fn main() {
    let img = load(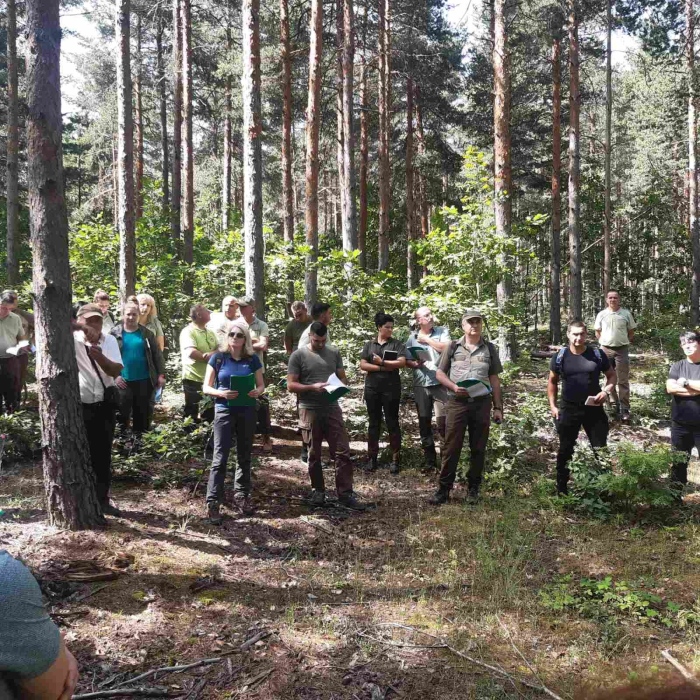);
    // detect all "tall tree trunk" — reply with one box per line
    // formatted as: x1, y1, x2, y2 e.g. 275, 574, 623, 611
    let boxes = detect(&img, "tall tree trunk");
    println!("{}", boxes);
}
6, 0, 20, 285
336, 0, 345, 242
156, 12, 170, 214
341, 0, 357, 254
689, 0, 700, 324
242, 0, 265, 314
358, 2, 369, 269
172, 0, 182, 248
304, 0, 323, 304
493, 0, 513, 360
377, 0, 391, 270
223, 0, 234, 233
26, 0, 103, 529
134, 12, 144, 220
414, 83, 429, 278
182, 0, 194, 295
568, 0, 582, 321
603, 0, 612, 293
550, 34, 562, 344
117, 0, 135, 301
280, 0, 295, 302
406, 76, 417, 289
